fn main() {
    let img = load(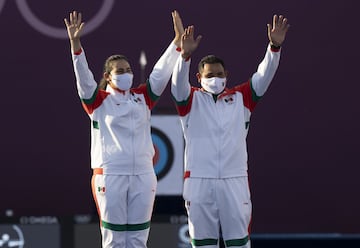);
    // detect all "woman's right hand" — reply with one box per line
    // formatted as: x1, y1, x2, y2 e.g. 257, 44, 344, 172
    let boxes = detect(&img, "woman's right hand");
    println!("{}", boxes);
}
64, 11, 84, 41
172, 10, 185, 48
